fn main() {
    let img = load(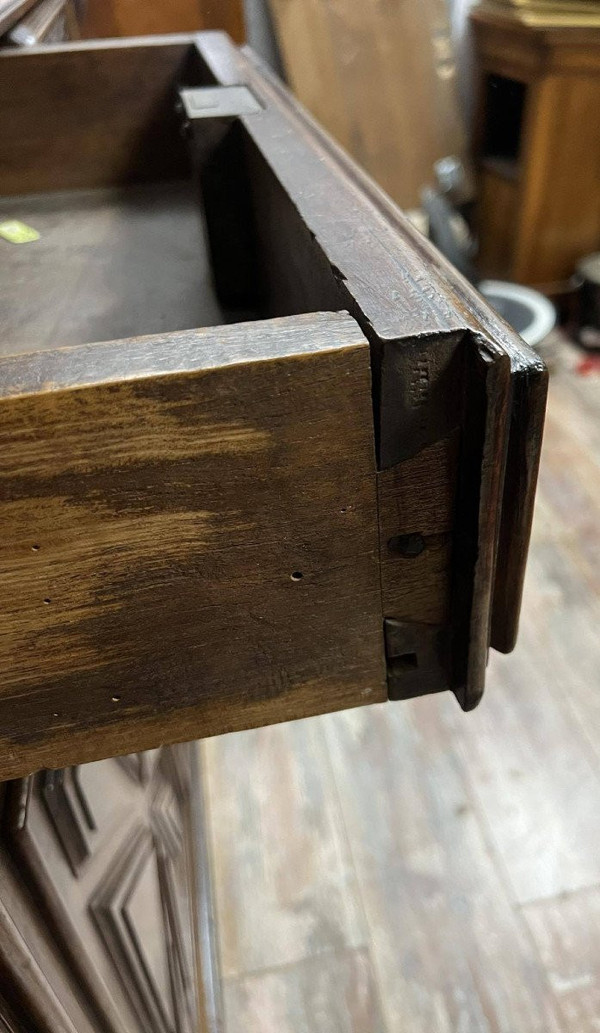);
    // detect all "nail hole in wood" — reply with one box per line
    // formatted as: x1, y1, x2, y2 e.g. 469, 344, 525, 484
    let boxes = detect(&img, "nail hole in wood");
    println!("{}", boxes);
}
111, 695, 121, 703
290, 571, 303, 581
43, 598, 51, 605
32, 544, 40, 552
